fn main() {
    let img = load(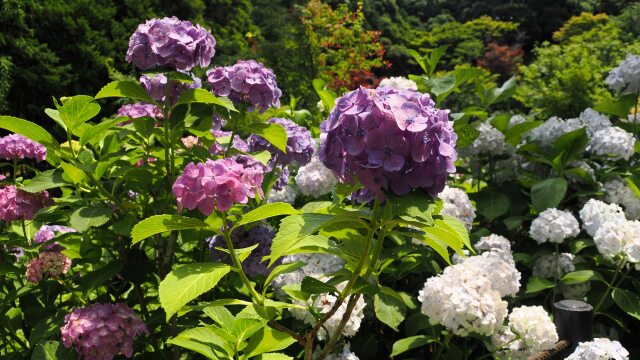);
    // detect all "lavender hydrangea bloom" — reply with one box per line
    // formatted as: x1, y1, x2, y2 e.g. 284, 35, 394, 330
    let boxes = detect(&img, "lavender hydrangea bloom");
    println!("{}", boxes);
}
126, 17, 216, 71
0, 134, 47, 162
140, 73, 202, 106
34, 225, 76, 252
319, 86, 457, 199
61, 303, 148, 359
117, 103, 164, 123
207, 60, 282, 113
249, 118, 314, 166
208, 225, 278, 277
273, 165, 290, 191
